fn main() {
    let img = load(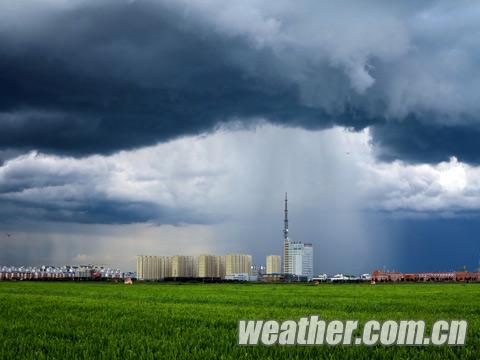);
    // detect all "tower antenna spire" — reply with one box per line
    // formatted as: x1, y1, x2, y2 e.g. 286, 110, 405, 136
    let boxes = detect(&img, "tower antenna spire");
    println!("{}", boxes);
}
283, 192, 288, 240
